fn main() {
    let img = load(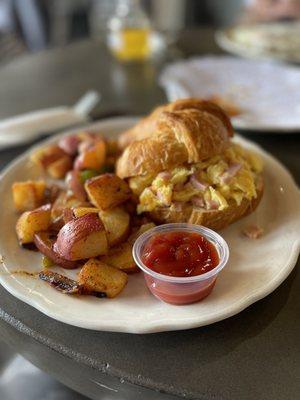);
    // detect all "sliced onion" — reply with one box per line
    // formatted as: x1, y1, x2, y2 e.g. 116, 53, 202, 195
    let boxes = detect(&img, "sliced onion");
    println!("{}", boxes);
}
78, 140, 93, 154
156, 189, 171, 206
206, 199, 219, 210
190, 174, 208, 191
172, 202, 183, 212
73, 154, 84, 170
174, 182, 185, 191
192, 196, 205, 207
157, 171, 171, 181
220, 163, 242, 184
